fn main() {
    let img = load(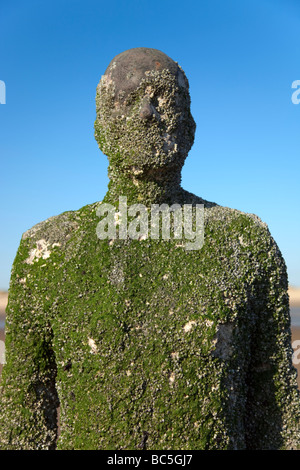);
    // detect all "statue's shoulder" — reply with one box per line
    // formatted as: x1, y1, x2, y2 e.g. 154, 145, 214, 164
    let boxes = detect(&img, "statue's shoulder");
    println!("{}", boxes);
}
205, 203, 269, 232
179, 189, 280, 258
19, 202, 100, 265
204, 203, 285, 266
22, 202, 99, 242
200, 203, 287, 293
183, 188, 272, 239
7, 202, 102, 312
